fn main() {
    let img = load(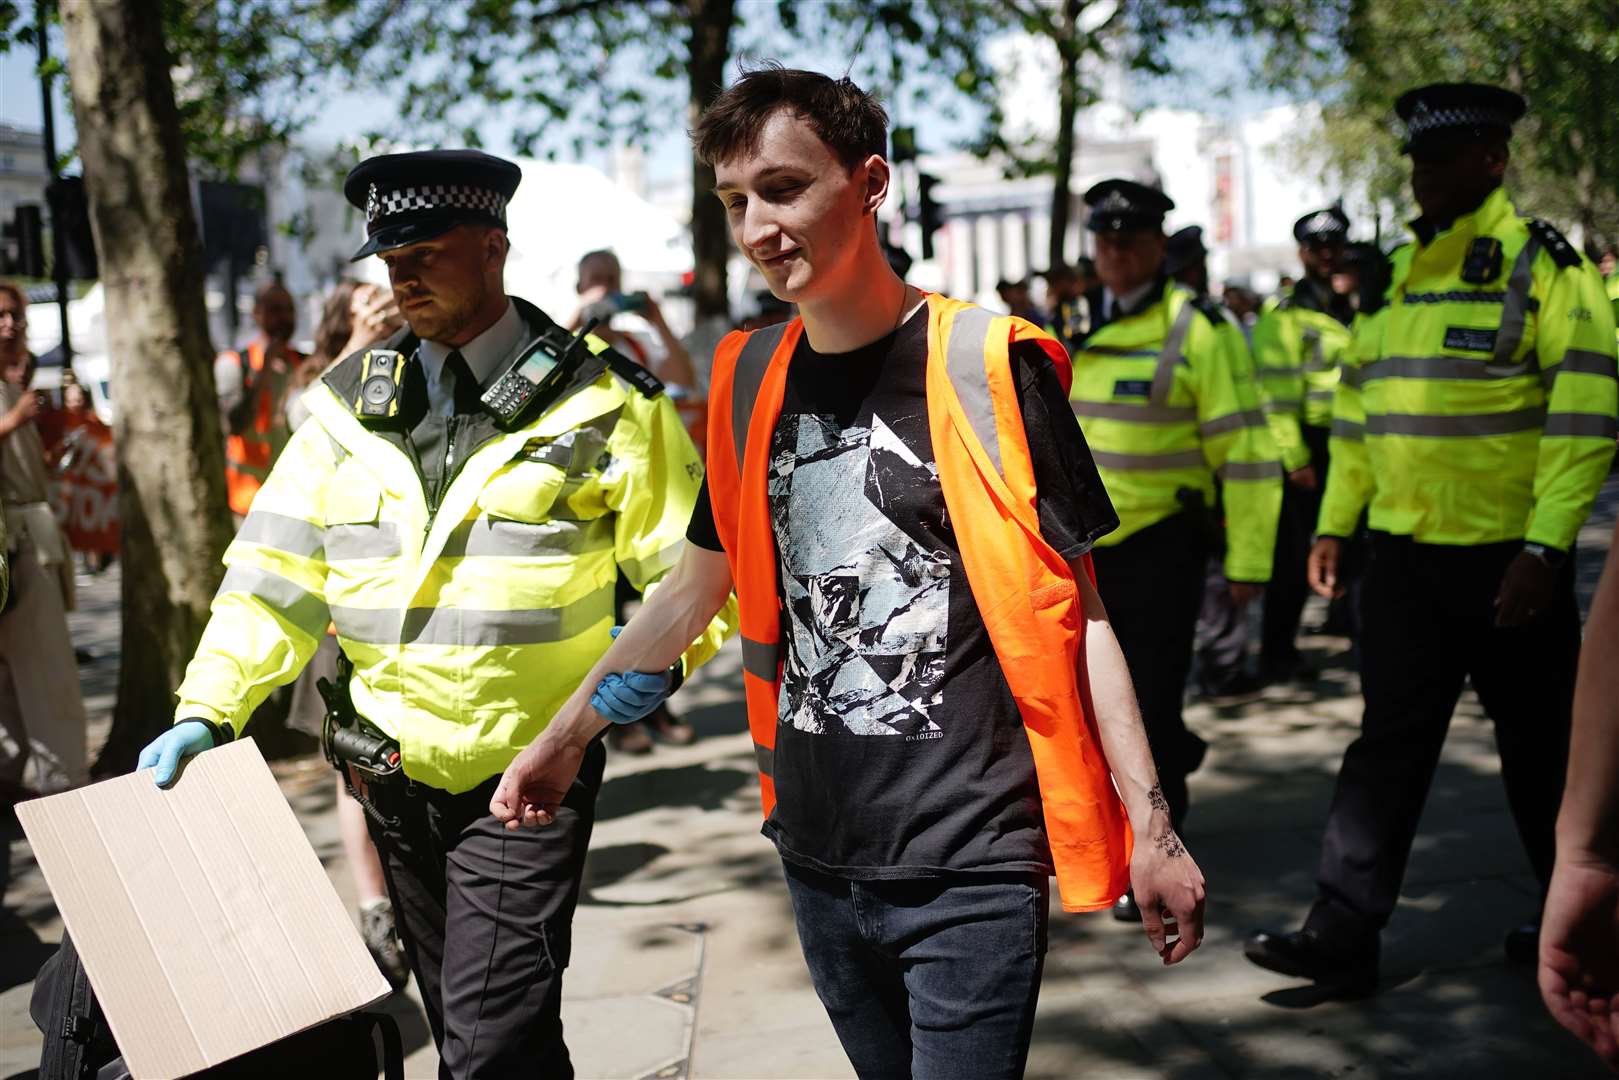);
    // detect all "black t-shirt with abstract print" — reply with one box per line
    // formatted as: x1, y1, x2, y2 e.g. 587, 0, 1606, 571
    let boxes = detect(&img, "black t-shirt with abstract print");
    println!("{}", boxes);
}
686, 309, 1118, 877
